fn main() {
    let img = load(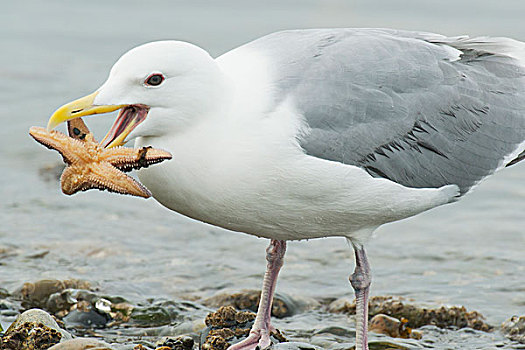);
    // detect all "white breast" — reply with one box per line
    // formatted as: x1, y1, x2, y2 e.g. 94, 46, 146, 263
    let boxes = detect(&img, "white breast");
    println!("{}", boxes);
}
135, 107, 457, 244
